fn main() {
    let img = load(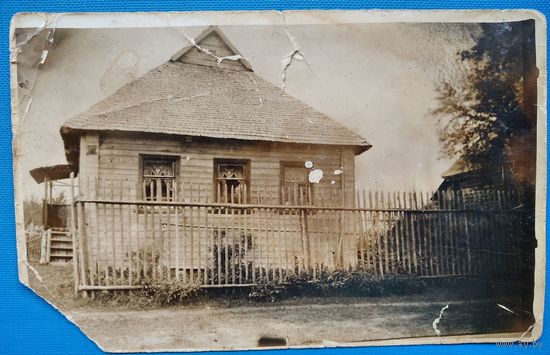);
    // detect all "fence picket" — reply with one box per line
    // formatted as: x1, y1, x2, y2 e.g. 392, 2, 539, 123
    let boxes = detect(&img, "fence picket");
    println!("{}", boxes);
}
427, 191, 435, 276
396, 192, 407, 274
175, 205, 180, 281
126, 181, 133, 285
449, 190, 458, 275
198, 186, 203, 283
407, 192, 417, 275
144, 199, 150, 282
